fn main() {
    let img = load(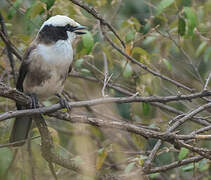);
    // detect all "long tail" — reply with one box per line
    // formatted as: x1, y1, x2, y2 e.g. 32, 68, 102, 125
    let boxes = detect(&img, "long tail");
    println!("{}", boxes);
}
9, 103, 32, 146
